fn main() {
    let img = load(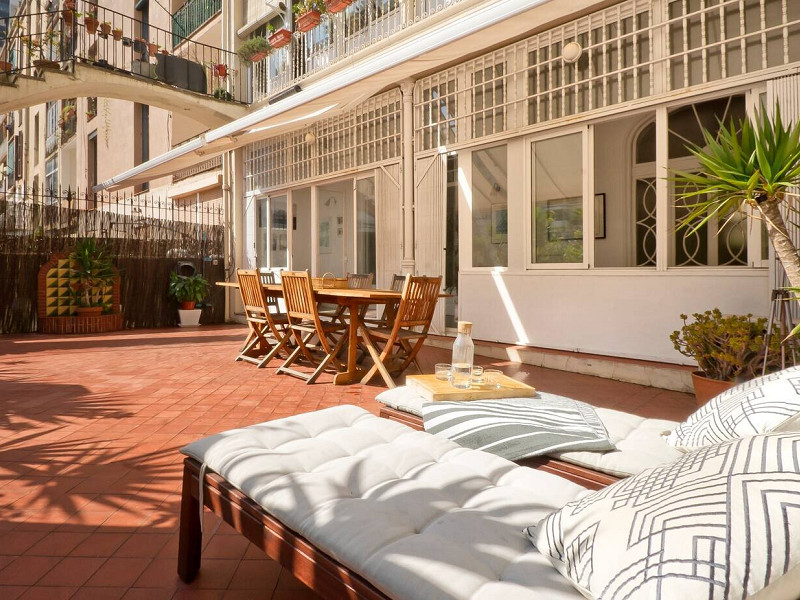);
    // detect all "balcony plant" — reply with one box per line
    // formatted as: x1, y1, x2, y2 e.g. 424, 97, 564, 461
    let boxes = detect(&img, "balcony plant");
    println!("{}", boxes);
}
61, 104, 77, 120
237, 36, 271, 63
84, 12, 99, 34
148, 41, 159, 55
674, 104, 800, 301
63, 0, 76, 8
213, 87, 233, 100
69, 238, 116, 316
670, 309, 782, 405
99, 21, 112, 37
325, 0, 352, 13
61, 8, 77, 26
267, 23, 292, 49
112, 27, 123, 41
294, 0, 325, 33
212, 63, 228, 78
168, 272, 210, 327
